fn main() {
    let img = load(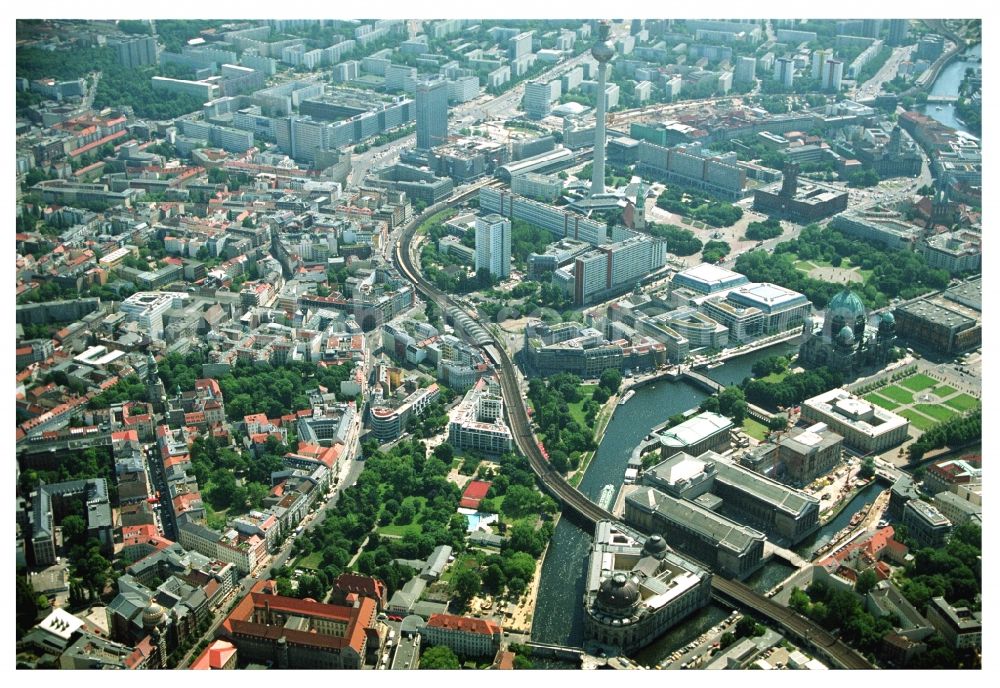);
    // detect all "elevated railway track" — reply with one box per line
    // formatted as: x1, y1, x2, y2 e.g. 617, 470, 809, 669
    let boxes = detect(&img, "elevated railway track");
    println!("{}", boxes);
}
392, 183, 874, 670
